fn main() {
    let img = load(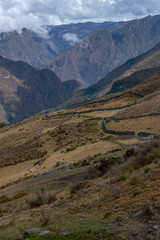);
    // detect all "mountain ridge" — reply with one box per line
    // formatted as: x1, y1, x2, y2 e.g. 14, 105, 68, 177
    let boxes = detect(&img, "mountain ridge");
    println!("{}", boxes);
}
58, 41, 160, 109
0, 56, 82, 123
46, 15, 160, 86
0, 21, 124, 68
